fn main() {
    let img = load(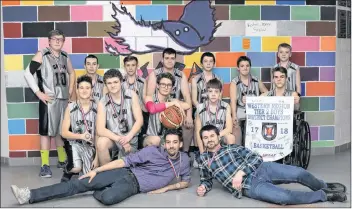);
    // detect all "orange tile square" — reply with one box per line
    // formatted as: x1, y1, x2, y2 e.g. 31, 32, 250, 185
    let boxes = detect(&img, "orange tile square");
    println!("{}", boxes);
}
10, 135, 41, 151
2, 0, 20, 5
120, 0, 151, 4
320, 36, 336, 51
183, 68, 192, 81
215, 52, 245, 67
222, 83, 230, 97
306, 82, 335, 96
